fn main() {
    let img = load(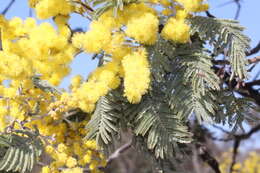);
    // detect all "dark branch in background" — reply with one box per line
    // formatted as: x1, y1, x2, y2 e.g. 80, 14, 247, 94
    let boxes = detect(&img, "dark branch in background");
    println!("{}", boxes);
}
234, 0, 241, 20
213, 56, 260, 65
216, 0, 242, 19
213, 65, 260, 105
191, 124, 222, 173
205, 11, 216, 18
246, 41, 260, 56
229, 124, 260, 173
1, 0, 15, 15
198, 147, 221, 173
